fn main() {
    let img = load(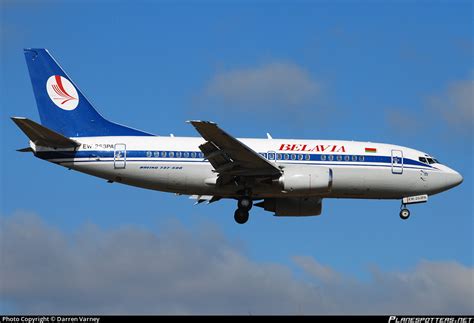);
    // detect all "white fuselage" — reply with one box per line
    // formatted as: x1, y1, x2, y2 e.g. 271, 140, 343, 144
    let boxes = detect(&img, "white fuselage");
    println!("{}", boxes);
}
33, 136, 463, 200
